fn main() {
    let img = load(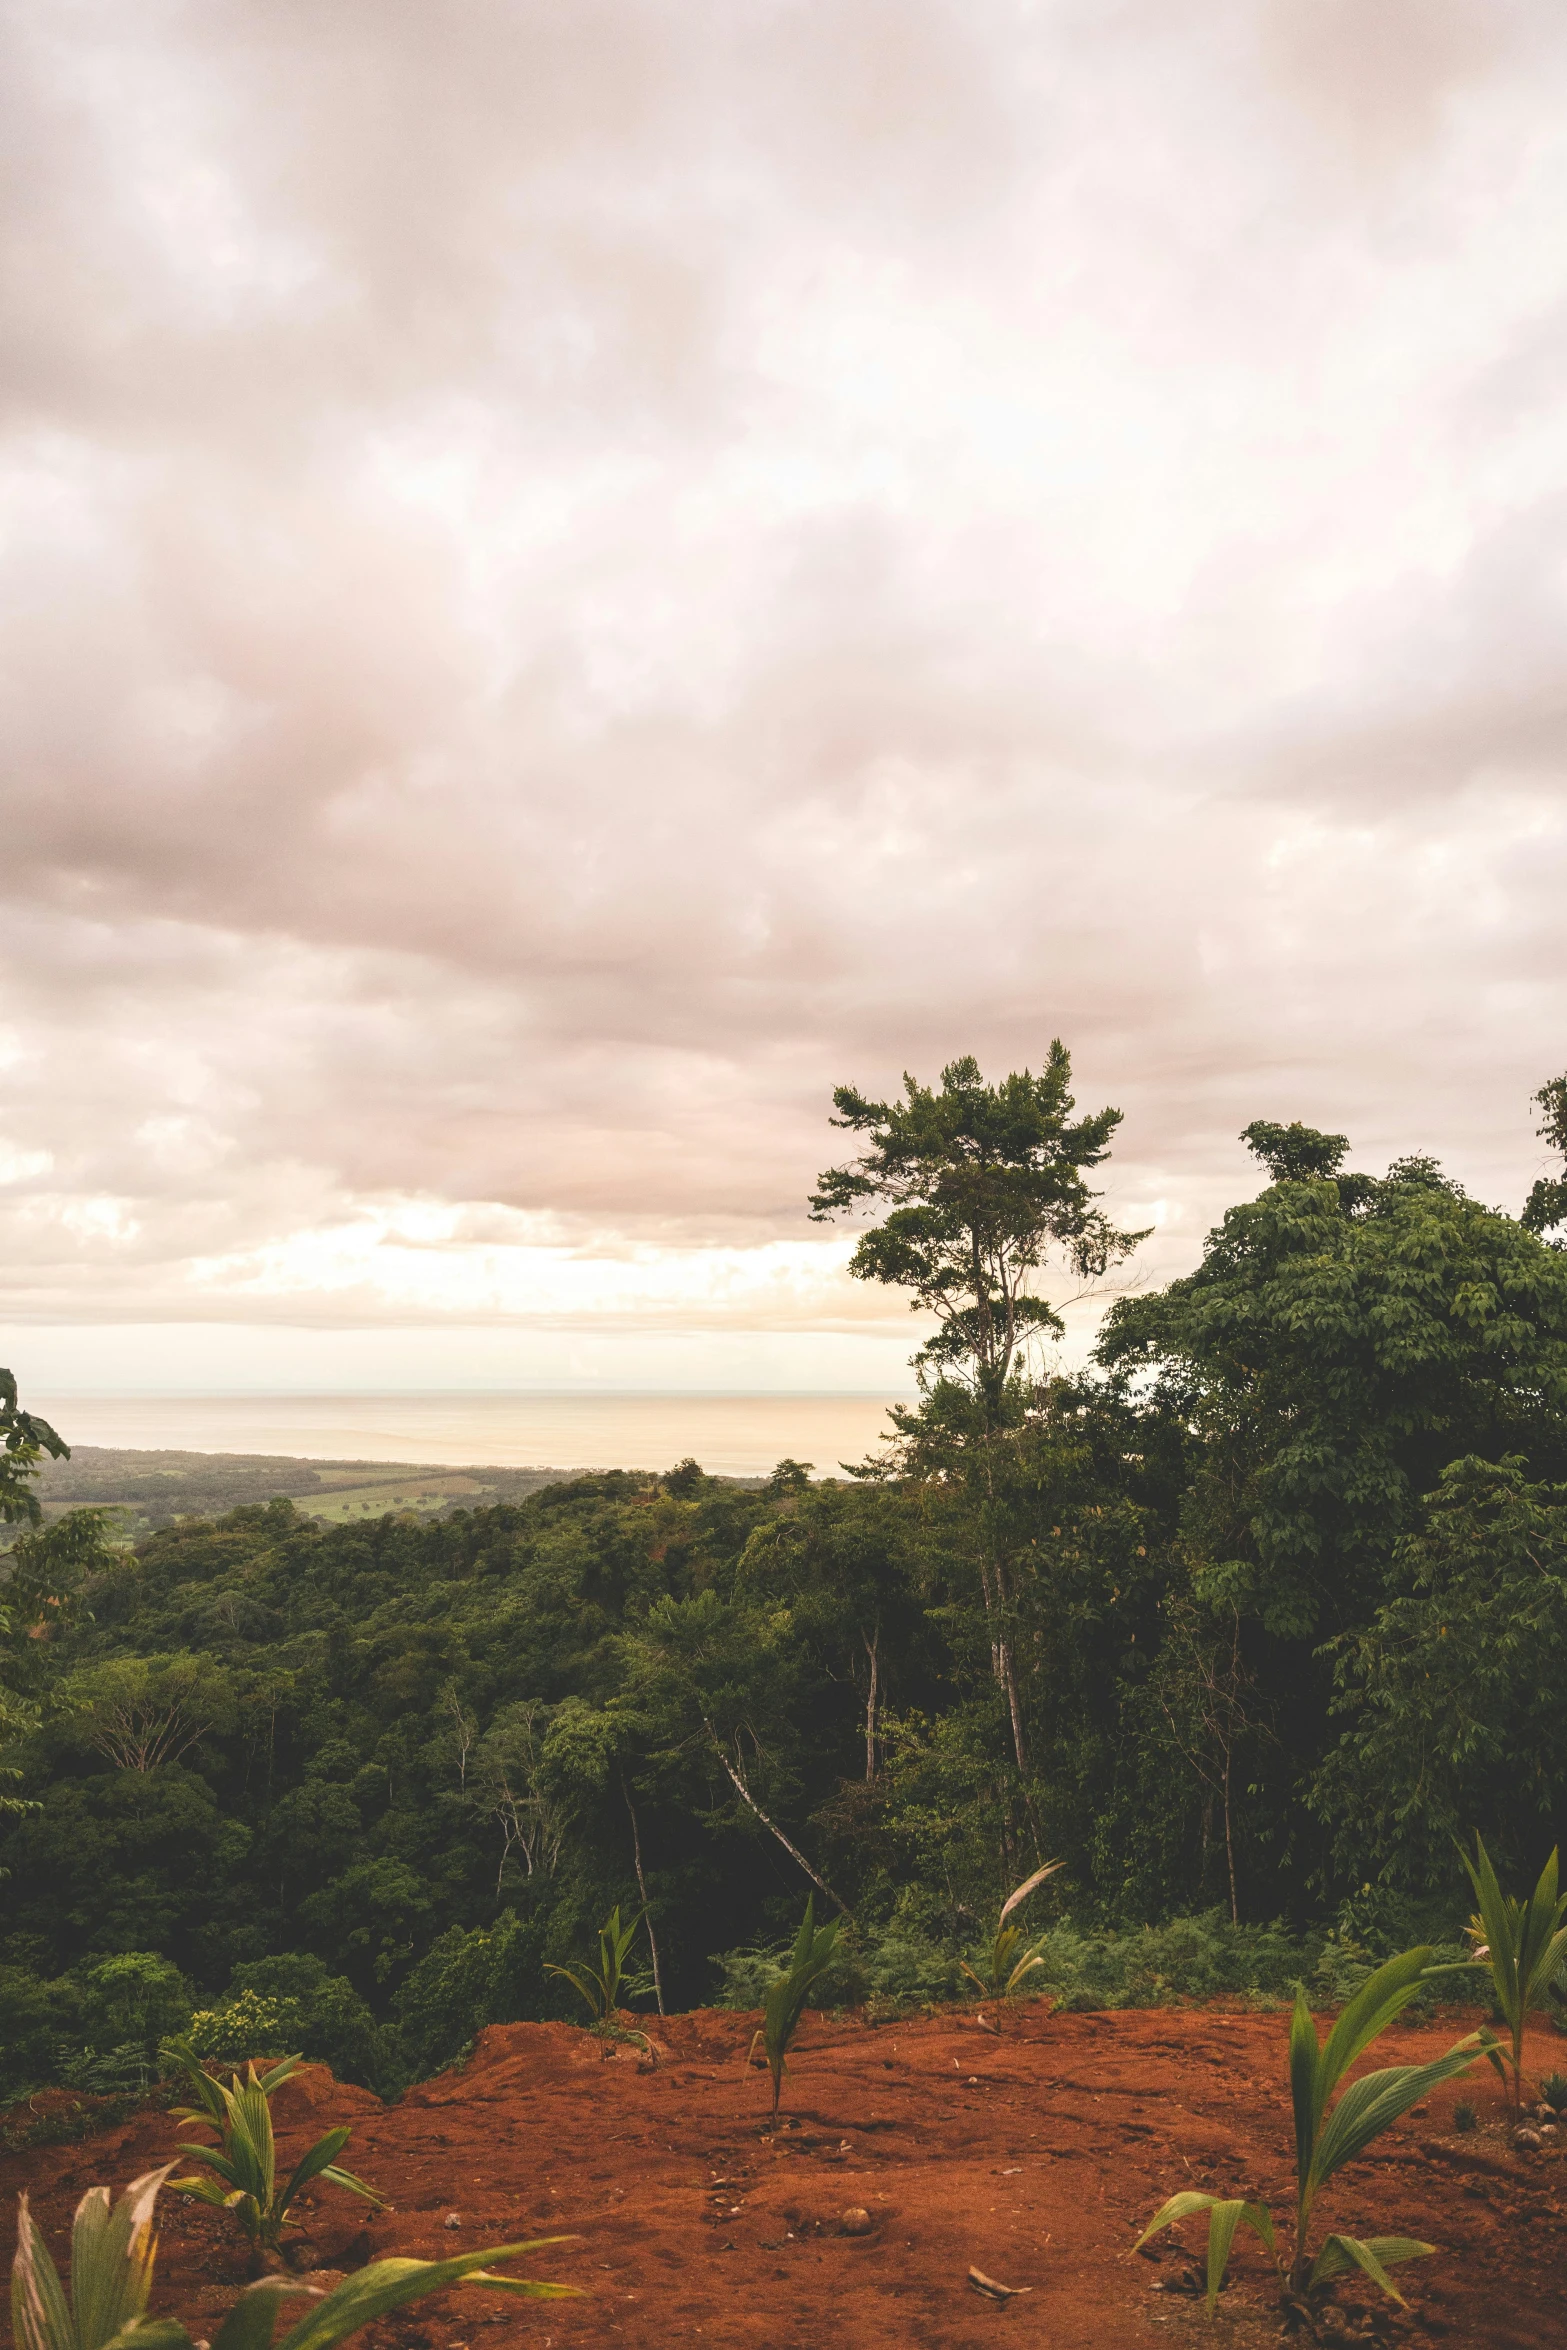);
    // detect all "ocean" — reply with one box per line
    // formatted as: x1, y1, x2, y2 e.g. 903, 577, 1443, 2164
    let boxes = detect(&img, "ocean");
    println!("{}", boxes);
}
30, 1391, 910, 1479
